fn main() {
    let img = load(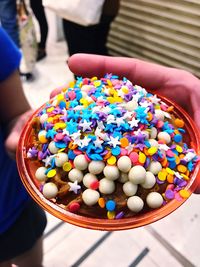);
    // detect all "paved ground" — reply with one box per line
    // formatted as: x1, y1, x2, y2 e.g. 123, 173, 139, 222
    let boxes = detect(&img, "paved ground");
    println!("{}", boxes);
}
23, 41, 200, 267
